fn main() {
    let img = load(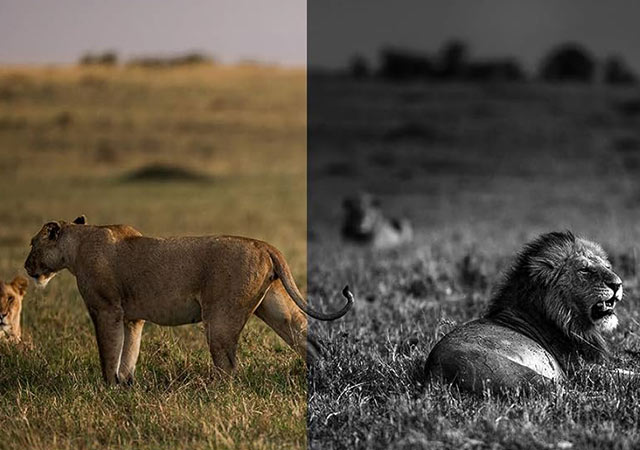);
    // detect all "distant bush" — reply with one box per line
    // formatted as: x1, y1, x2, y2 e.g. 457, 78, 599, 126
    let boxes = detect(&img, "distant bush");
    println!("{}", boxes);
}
127, 52, 215, 68
437, 40, 469, 79
464, 59, 525, 82
79, 51, 118, 66
604, 56, 637, 85
123, 163, 211, 182
348, 55, 371, 79
379, 48, 434, 81
539, 43, 596, 82
374, 41, 525, 83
